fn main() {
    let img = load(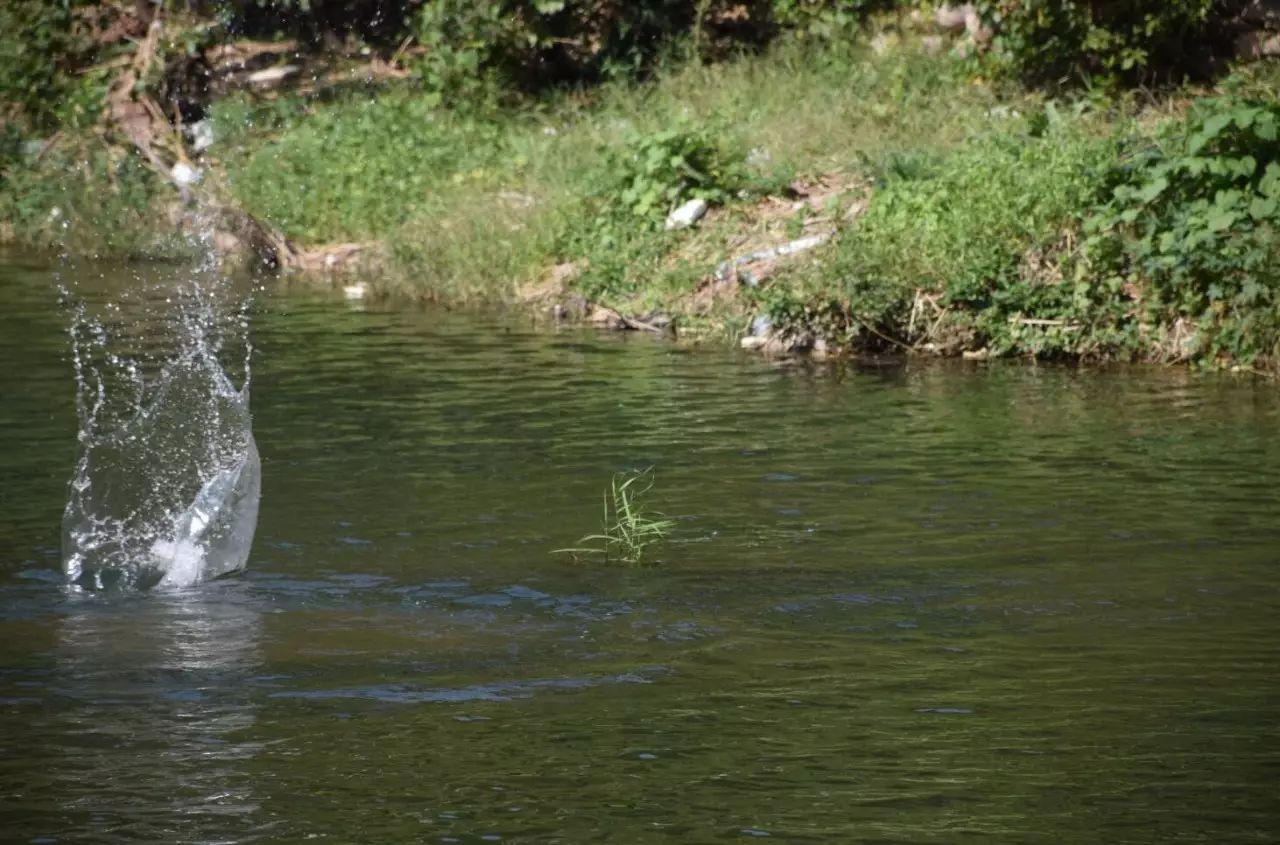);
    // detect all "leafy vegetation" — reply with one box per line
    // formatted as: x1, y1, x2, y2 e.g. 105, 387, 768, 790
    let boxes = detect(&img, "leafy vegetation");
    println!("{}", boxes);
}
759, 111, 1118, 356
975, 0, 1224, 87
411, 0, 762, 95
0, 0, 107, 133
772, 0, 893, 36
751, 84, 1280, 369
223, 93, 509, 243
554, 468, 675, 566
607, 125, 750, 226
565, 122, 780, 302
0, 136, 179, 258
1082, 98, 1280, 366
